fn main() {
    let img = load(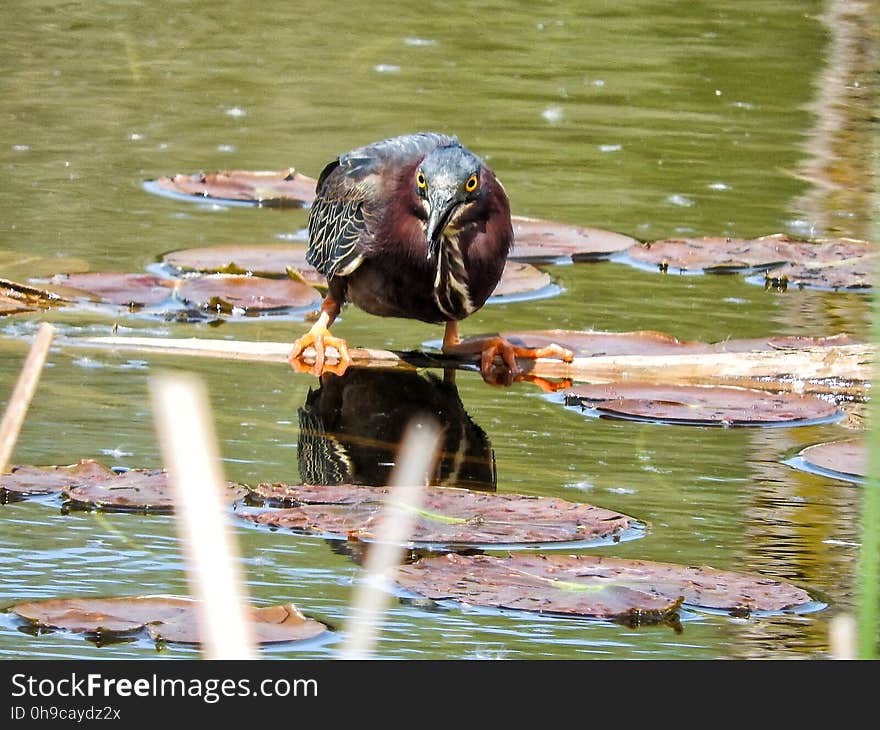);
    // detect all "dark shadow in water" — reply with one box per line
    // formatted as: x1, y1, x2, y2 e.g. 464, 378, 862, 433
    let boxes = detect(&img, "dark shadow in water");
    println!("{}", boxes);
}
297, 368, 496, 492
